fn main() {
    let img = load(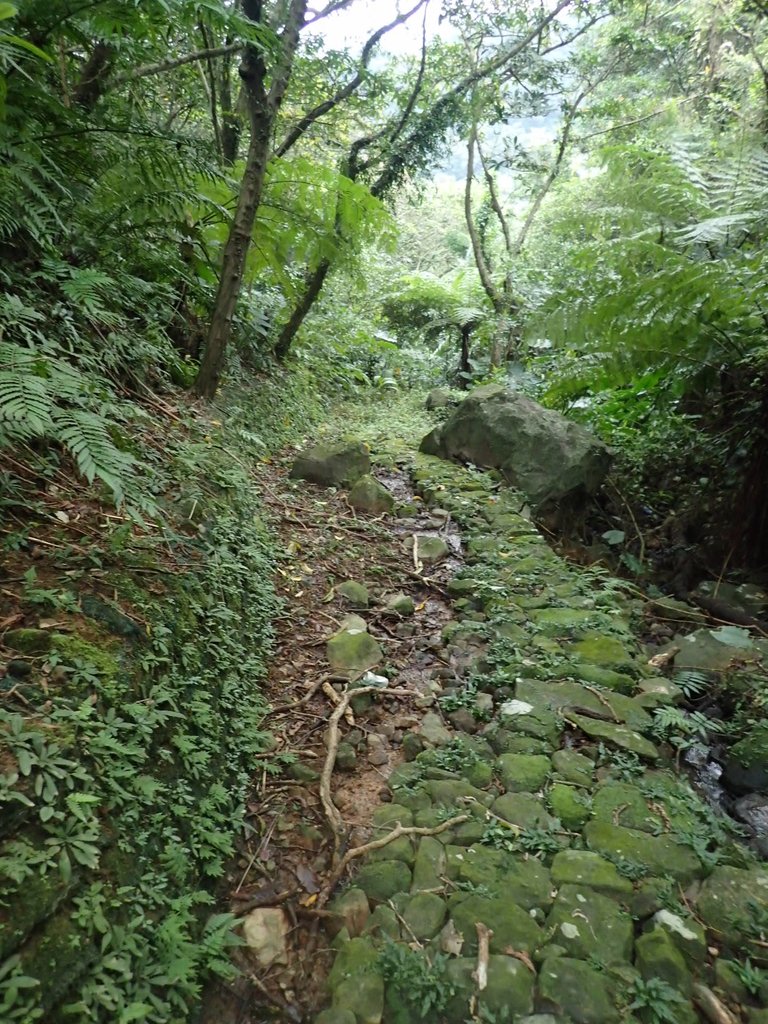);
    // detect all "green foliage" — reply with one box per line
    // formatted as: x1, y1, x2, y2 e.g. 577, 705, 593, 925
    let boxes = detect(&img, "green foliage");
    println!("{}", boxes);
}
628, 976, 687, 1024
725, 958, 767, 997
377, 941, 455, 1020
